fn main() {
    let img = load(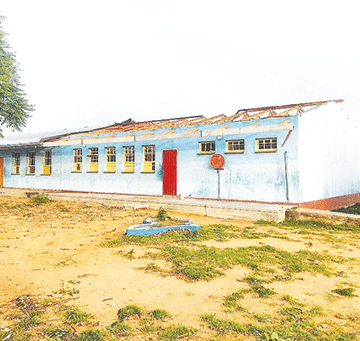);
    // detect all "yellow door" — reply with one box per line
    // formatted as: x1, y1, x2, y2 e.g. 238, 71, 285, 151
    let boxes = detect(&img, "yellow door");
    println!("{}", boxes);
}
0, 157, 4, 187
